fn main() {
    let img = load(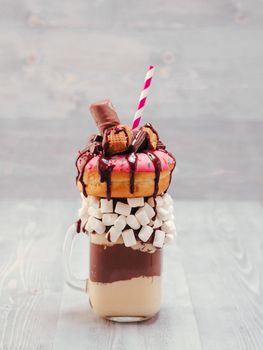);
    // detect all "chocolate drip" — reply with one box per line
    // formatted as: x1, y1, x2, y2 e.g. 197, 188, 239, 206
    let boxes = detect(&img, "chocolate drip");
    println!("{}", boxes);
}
90, 243, 162, 283
152, 197, 157, 220
145, 151, 162, 197
76, 219, 81, 233
76, 151, 94, 197
126, 152, 138, 193
98, 155, 115, 200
